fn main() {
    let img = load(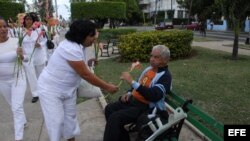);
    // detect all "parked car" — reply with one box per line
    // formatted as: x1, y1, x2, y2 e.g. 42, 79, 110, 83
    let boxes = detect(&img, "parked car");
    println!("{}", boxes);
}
185, 23, 199, 30
155, 22, 174, 30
